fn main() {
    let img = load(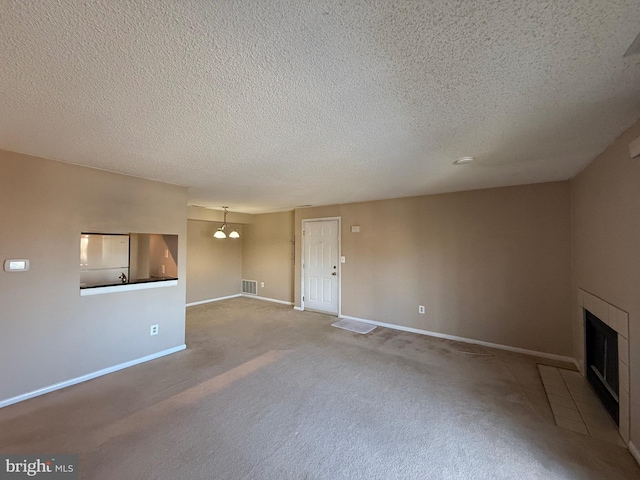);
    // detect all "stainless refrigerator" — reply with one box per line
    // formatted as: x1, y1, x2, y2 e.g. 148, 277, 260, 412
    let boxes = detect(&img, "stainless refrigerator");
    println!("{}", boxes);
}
80, 234, 130, 287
